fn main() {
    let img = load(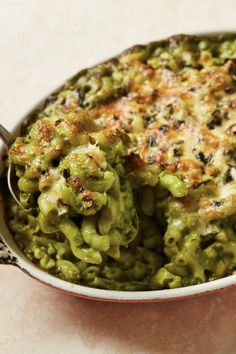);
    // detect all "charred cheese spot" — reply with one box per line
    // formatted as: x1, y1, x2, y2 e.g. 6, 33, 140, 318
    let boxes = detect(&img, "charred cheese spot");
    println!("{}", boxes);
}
36, 120, 53, 145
